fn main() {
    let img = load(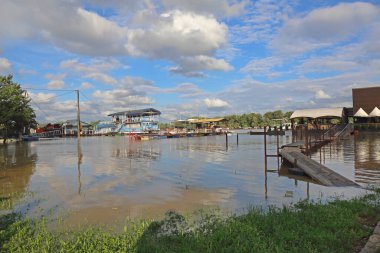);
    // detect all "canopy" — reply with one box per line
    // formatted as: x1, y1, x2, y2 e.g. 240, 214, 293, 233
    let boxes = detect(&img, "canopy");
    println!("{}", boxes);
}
108, 108, 161, 117
290, 108, 344, 119
354, 108, 369, 117
369, 107, 380, 117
